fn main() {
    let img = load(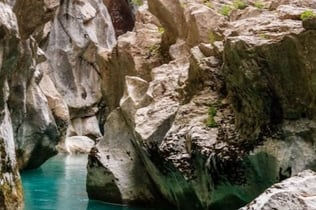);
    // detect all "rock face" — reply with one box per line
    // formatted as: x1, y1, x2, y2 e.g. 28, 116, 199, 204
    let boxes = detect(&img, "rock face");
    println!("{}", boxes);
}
240, 170, 316, 210
87, 1, 316, 209
0, 1, 24, 209
87, 109, 156, 204
10, 0, 61, 170
2, 0, 316, 209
